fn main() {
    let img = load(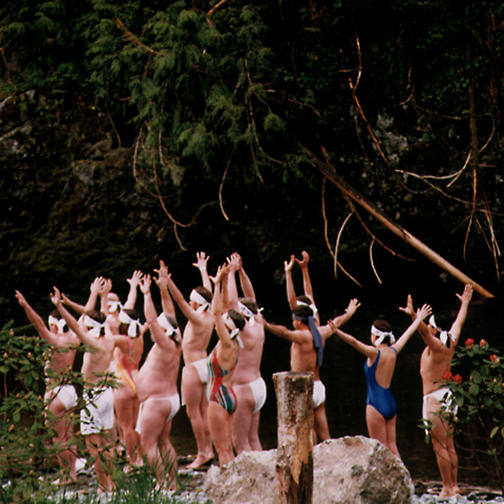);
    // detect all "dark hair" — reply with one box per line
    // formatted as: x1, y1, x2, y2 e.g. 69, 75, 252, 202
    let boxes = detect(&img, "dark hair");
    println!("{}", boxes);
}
296, 295, 313, 305
239, 298, 259, 315
372, 319, 392, 332
293, 305, 314, 320
50, 309, 62, 320
164, 313, 179, 329
86, 310, 106, 324
194, 286, 212, 303
119, 309, 140, 336
227, 309, 245, 330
